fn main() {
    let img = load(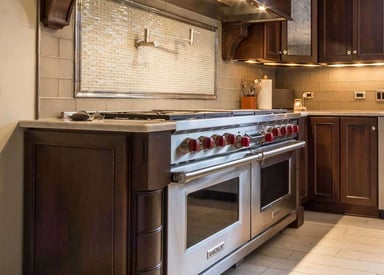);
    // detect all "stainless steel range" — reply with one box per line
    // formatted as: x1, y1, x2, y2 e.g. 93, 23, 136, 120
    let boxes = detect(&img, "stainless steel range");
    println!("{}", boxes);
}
72, 109, 305, 275
162, 109, 304, 275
